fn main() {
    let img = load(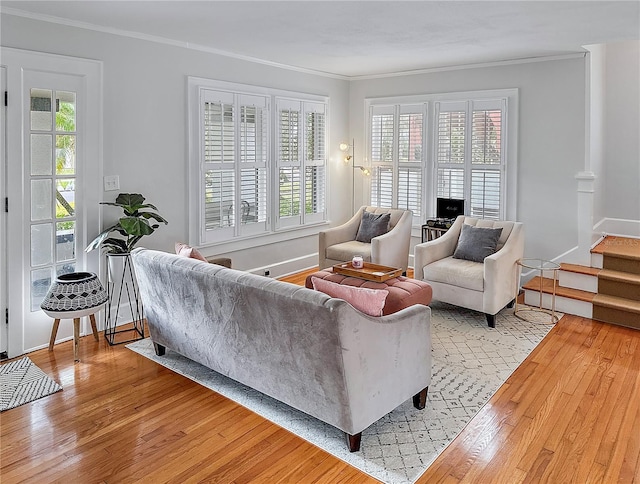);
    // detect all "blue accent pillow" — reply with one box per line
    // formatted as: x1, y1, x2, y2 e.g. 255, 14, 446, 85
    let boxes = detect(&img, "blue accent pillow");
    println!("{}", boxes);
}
453, 224, 503, 262
355, 211, 391, 243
